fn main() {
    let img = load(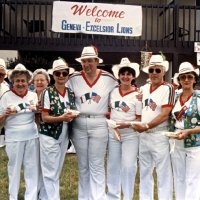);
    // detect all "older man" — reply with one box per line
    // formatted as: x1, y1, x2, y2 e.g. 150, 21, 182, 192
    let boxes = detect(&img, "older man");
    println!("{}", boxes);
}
133, 55, 175, 200
0, 58, 9, 147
